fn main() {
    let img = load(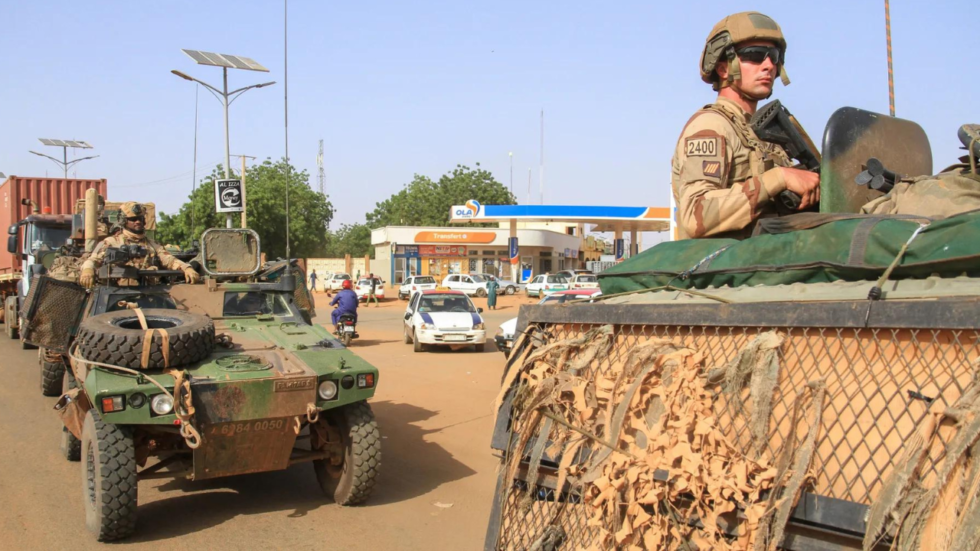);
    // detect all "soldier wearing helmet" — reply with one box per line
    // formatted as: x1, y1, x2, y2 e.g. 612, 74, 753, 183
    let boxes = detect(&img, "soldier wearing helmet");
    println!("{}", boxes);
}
671, 11, 820, 239
79, 202, 201, 288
